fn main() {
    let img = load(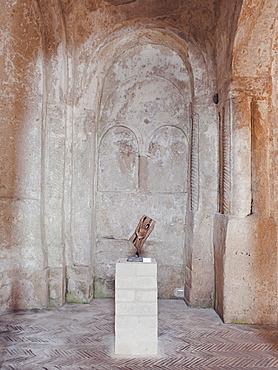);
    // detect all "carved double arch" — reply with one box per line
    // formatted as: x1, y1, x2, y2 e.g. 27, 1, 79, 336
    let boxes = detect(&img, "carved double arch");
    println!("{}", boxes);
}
98, 124, 189, 194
